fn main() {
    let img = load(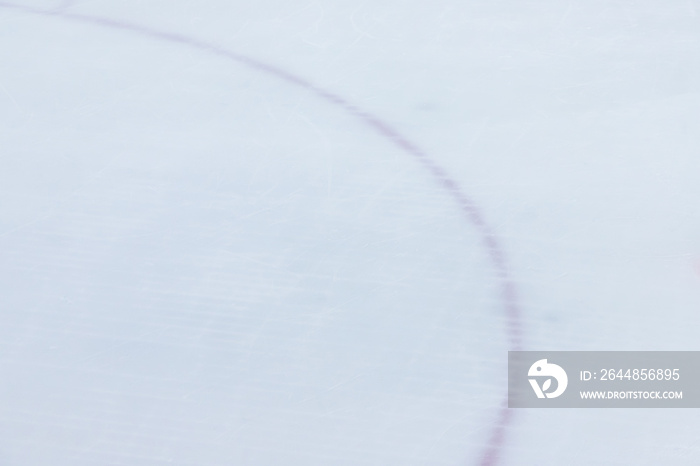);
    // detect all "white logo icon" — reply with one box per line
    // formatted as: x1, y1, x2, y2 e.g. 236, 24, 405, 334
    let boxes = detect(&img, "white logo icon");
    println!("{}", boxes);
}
528, 359, 568, 399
